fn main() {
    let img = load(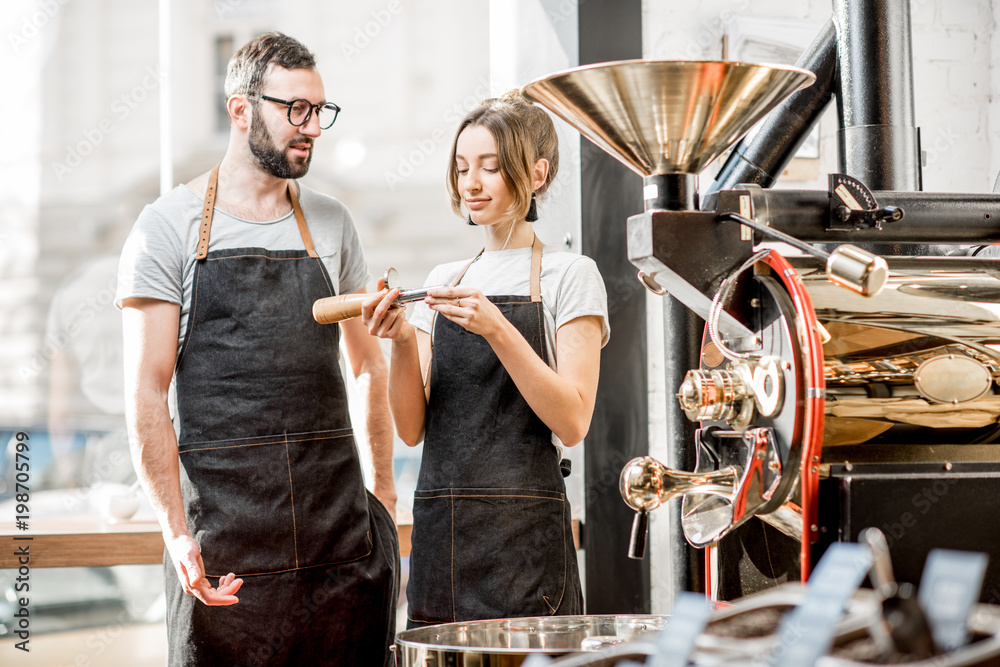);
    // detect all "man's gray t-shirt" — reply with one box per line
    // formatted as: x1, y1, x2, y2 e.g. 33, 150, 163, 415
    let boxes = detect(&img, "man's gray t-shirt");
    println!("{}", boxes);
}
115, 182, 370, 355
